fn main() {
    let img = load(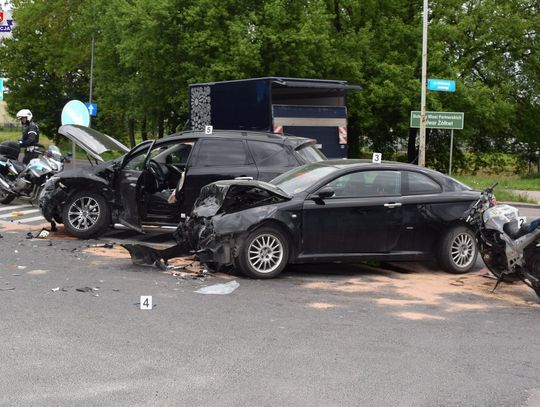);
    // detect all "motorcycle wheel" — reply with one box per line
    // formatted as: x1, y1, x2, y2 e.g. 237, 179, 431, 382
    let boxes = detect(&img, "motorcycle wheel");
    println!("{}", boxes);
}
528, 251, 540, 298
0, 188, 15, 204
481, 250, 521, 282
